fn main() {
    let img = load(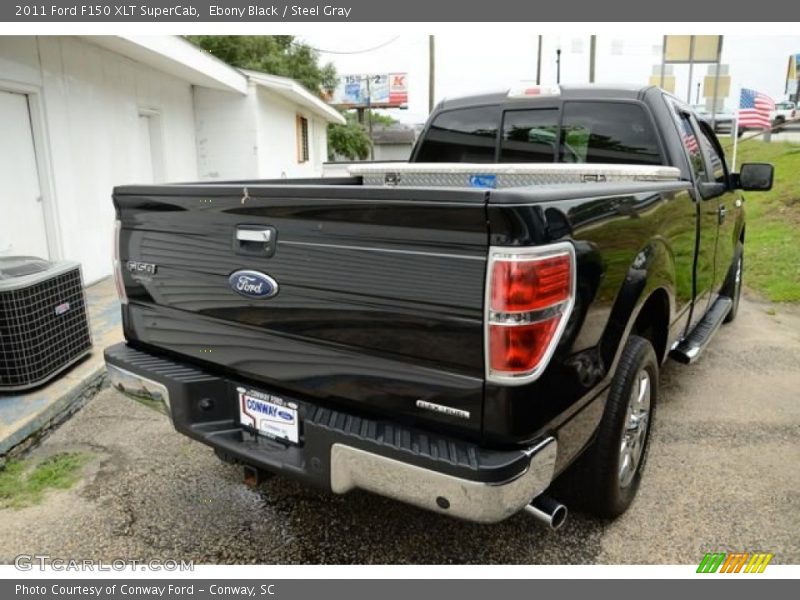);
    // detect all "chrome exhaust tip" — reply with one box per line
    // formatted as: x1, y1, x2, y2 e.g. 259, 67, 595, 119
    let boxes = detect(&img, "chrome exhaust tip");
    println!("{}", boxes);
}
523, 495, 568, 530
